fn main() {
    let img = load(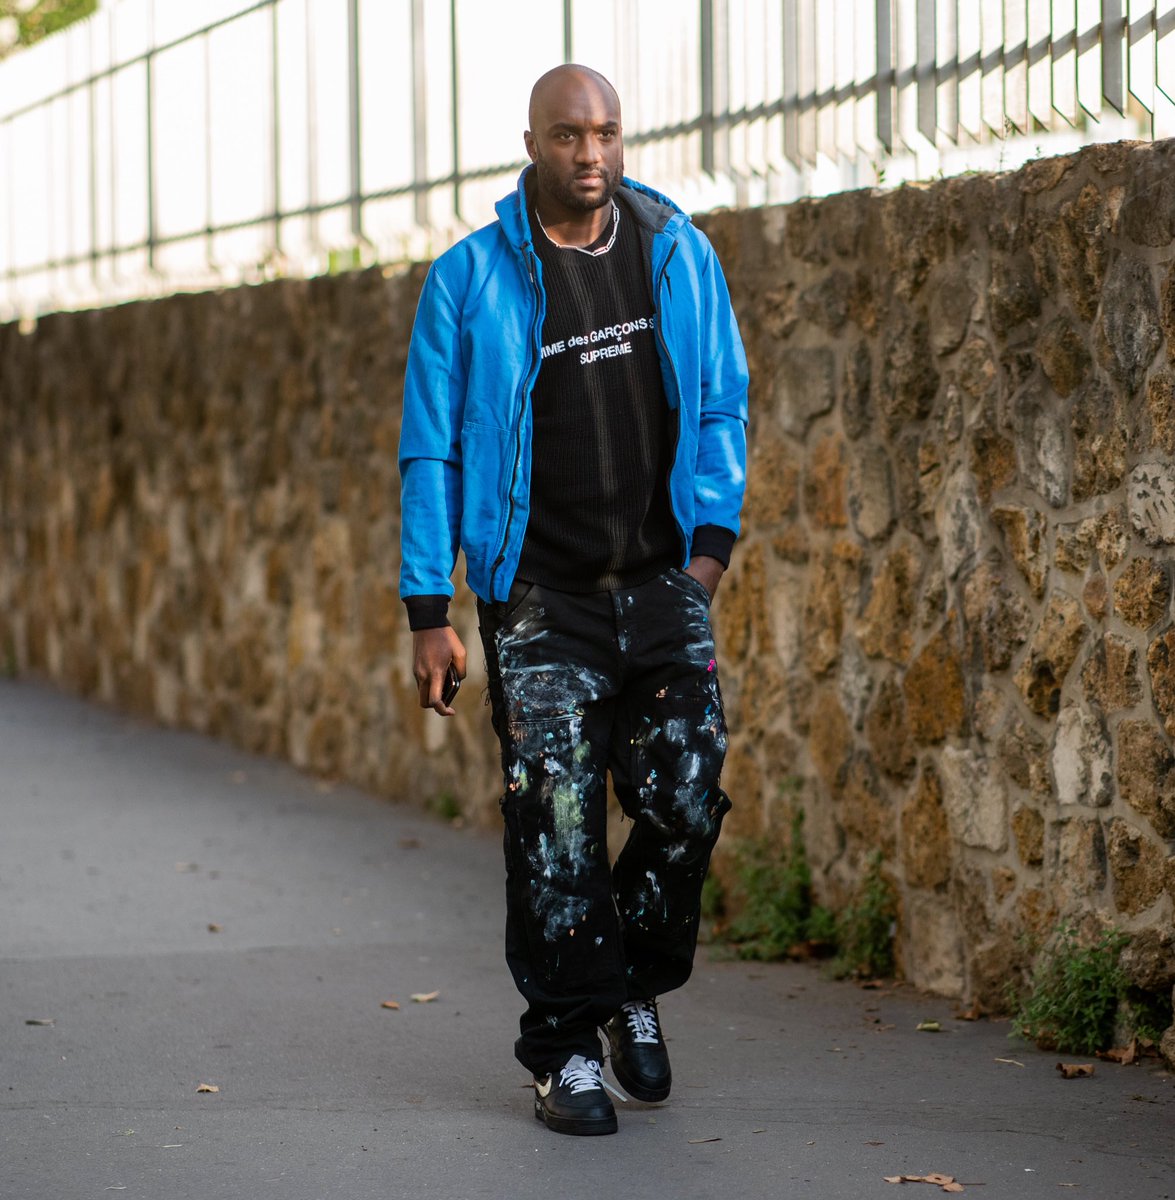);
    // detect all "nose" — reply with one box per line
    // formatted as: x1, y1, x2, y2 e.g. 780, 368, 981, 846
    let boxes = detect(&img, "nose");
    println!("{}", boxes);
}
576, 134, 603, 165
